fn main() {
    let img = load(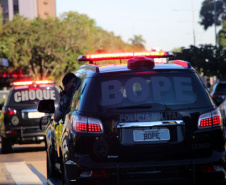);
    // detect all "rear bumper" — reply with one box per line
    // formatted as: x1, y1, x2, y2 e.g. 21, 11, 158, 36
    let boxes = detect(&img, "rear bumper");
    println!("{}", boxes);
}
66, 151, 226, 184
76, 150, 226, 168
1, 126, 45, 144
76, 170, 225, 185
